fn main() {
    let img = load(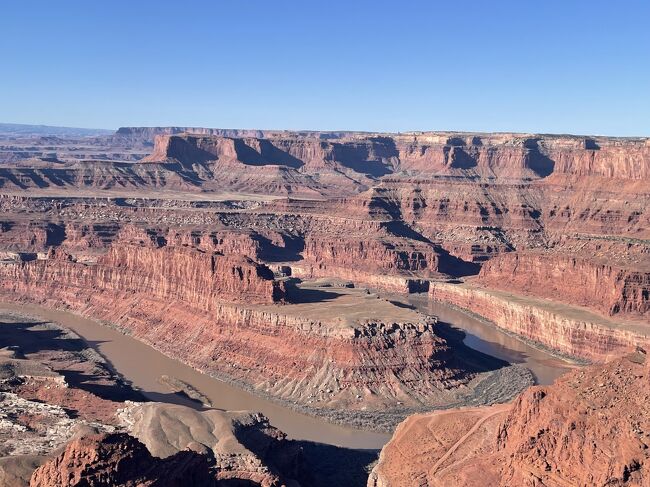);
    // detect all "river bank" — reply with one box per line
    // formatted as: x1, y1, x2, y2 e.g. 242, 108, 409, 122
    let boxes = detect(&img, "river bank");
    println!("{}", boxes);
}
0, 296, 544, 446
